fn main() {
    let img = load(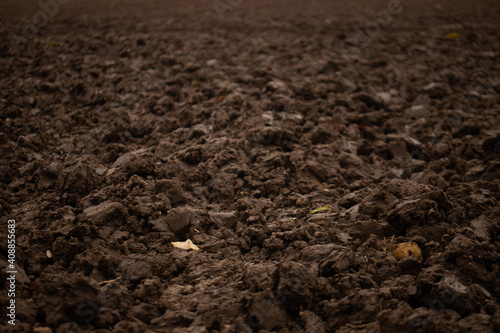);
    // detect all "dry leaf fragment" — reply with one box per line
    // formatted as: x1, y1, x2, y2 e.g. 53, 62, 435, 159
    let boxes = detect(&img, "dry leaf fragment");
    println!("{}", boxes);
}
98, 277, 122, 286
33, 328, 53, 333
171, 239, 200, 251
392, 242, 423, 262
